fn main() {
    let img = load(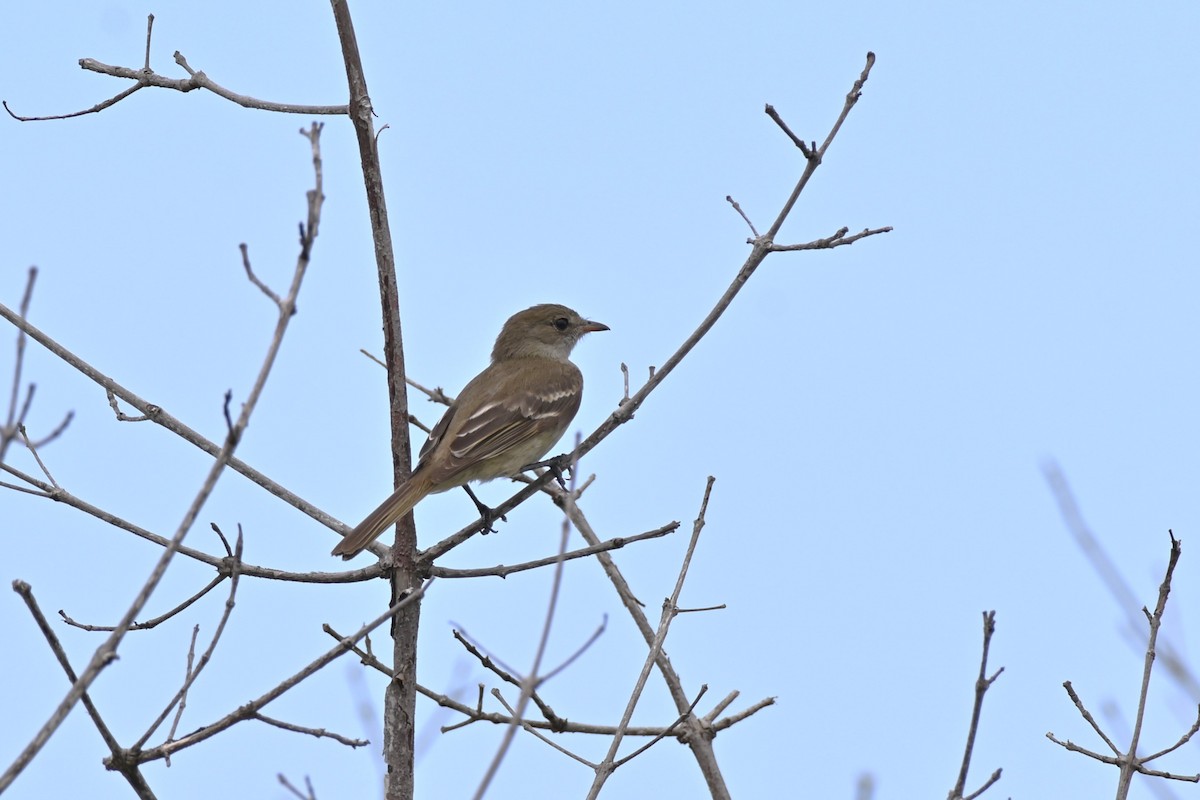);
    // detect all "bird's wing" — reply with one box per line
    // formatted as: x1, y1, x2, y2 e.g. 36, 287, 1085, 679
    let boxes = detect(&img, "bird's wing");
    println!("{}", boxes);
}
418, 403, 455, 462
424, 364, 582, 485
